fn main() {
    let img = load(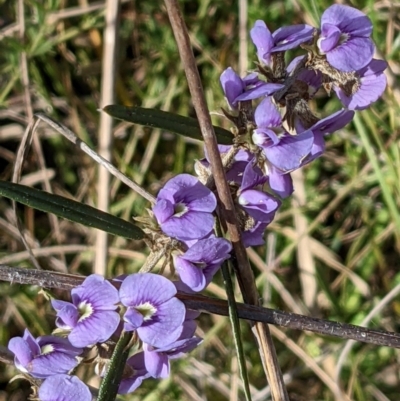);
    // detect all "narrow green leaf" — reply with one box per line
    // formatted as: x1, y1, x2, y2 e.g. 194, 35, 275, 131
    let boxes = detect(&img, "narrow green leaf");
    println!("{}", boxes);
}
103, 105, 233, 145
0, 181, 144, 240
